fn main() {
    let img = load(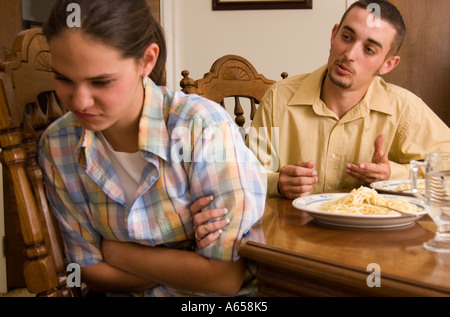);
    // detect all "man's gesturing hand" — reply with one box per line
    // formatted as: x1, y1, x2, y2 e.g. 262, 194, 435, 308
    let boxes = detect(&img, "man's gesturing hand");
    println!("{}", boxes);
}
346, 134, 391, 184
